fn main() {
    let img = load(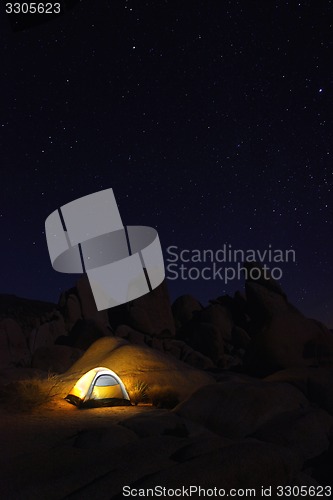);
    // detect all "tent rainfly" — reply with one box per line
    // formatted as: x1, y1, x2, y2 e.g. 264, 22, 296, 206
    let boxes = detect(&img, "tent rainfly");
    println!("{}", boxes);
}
65, 367, 131, 408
